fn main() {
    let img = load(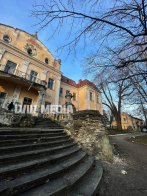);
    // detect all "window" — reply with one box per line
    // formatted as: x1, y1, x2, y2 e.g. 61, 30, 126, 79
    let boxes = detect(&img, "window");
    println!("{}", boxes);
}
73, 93, 76, 101
97, 95, 99, 103
5, 60, 17, 75
90, 92, 93, 101
27, 48, 32, 55
66, 90, 70, 94
67, 79, 69, 83
43, 102, 51, 113
124, 118, 126, 121
59, 88, 63, 97
0, 92, 7, 107
3, 35, 11, 42
45, 58, 49, 64
30, 70, 38, 83
45, 102, 51, 108
48, 78, 54, 90
23, 97, 32, 106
